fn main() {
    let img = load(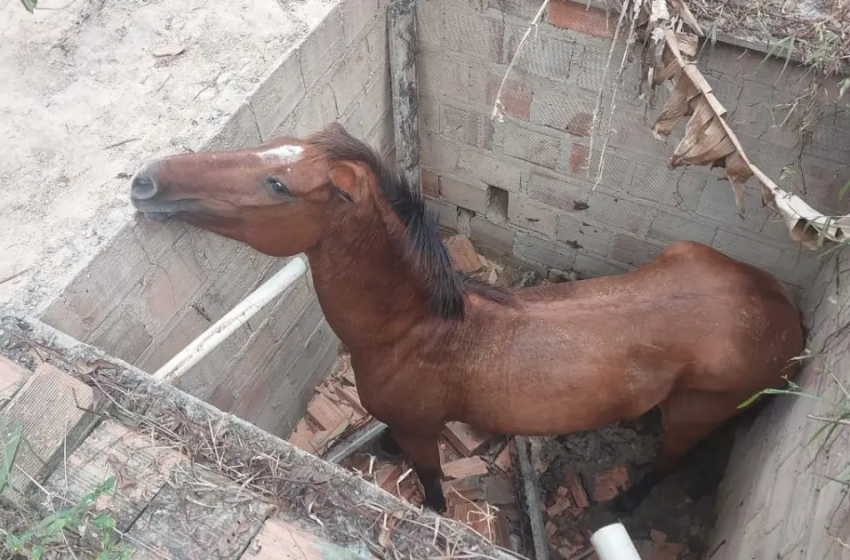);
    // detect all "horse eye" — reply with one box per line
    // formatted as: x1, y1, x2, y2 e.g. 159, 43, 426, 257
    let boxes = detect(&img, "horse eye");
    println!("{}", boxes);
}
267, 177, 290, 196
